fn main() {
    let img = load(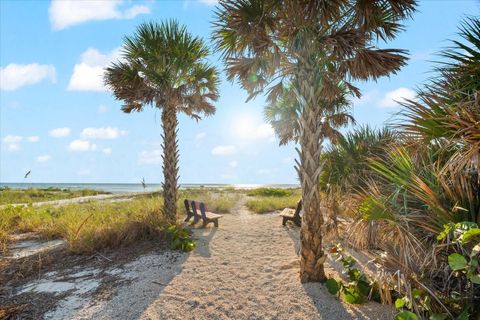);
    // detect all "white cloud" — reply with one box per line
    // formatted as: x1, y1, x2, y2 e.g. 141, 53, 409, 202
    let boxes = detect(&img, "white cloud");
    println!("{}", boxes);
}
0, 63, 56, 91
379, 87, 416, 108
68, 47, 121, 92
80, 127, 127, 140
36, 155, 51, 162
232, 115, 275, 141
212, 145, 236, 156
229, 160, 238, 168
49, 127, 71, 138
68, 139, 97, 152
97, 105, 109, 113
195, 132, 207, 141
102, 148, 112, 155
49, 0, 151, 31
2, 135, 22, 151
283, 157, 294, 164
27, 136, 40, 142
139, 149, 162, 165
351, 90, 379, 106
